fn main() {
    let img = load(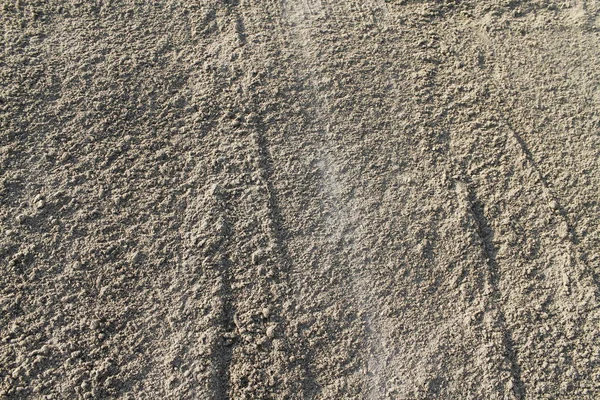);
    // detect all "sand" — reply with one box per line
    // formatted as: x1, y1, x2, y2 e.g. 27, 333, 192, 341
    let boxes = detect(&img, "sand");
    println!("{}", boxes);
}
1, 0, 599, 399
